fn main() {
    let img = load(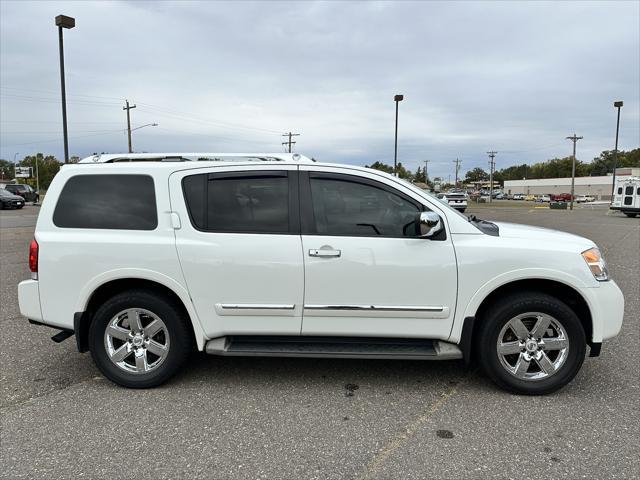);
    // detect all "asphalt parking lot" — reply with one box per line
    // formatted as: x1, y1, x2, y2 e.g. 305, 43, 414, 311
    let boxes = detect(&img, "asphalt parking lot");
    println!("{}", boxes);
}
1, 204, 638, 479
